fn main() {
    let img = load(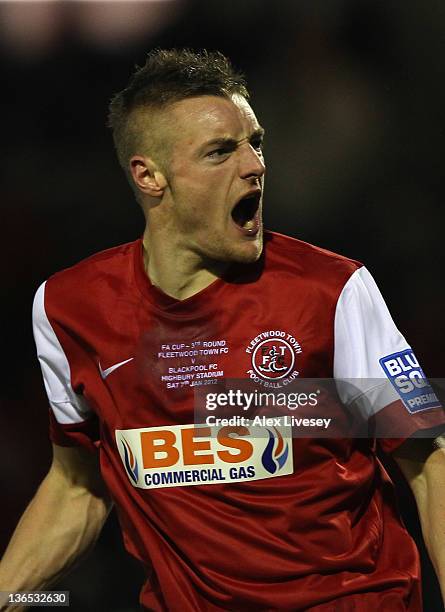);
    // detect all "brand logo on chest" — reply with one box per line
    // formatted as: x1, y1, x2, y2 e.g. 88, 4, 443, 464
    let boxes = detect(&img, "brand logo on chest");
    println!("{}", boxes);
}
115, 424, 293, 489
245, 330, 303, 388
